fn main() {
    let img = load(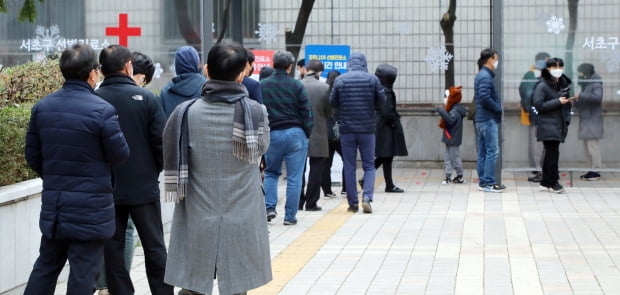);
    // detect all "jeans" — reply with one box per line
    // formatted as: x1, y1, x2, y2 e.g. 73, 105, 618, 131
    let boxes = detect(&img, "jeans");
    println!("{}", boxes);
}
475, 119, 499, 187
96, 217, 136, 289
340, 133, 376, 206
264, 127, 308, 222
